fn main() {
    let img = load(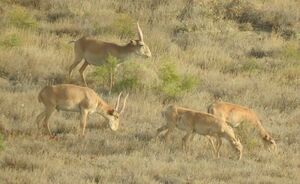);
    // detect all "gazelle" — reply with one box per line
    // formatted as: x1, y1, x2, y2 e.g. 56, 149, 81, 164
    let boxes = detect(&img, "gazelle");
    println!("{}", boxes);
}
68, 22, 151, 90
207, 101, 277, 151
35, 84, 128, 137
156, 105, 243, 160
